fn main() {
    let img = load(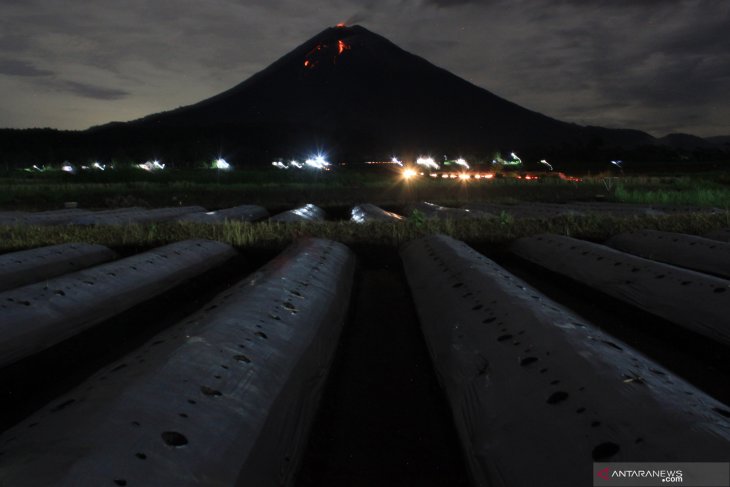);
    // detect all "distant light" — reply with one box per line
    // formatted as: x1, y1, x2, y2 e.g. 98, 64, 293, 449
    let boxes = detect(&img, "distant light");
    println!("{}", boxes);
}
305, 154, 330, 170
290, 160, 303, 169
137, 160, 165, 171
272, 161, 288, 169
61, 163, 75, 174
336, 22, 346, 28
455, 158, 470, 169
510, 152, 522, 164
92, 161, 106, 171
416, 157, 439, 170
459, 173, 470, 180
392, 157, 403, 166
213, 158, 231, 170
402, 168, 417, 180
32, 164, 46, 172
539, 159, 553, 171
611, 160, 623, 168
